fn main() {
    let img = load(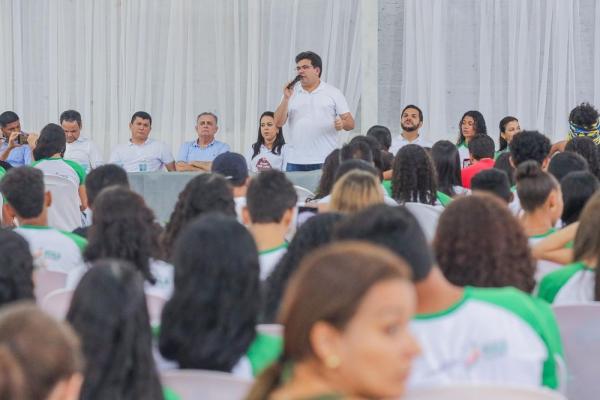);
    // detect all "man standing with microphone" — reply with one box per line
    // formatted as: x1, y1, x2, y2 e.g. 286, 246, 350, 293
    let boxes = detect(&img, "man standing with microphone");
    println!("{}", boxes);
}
274, 51, 354, 172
